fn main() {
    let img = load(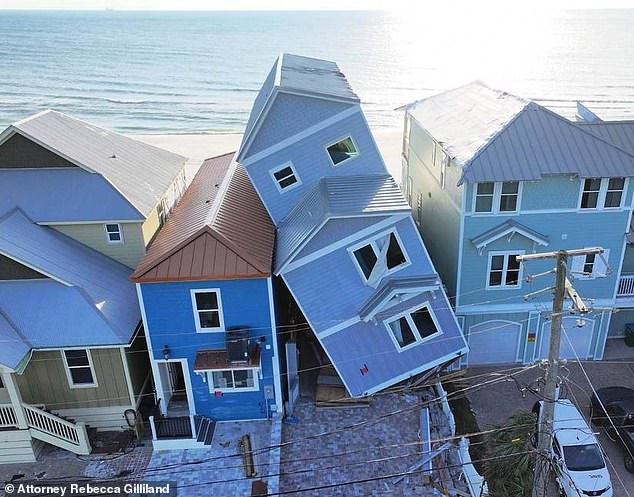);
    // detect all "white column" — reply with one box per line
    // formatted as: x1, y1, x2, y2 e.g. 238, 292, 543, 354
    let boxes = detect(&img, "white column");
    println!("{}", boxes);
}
2, 371, 28, 429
